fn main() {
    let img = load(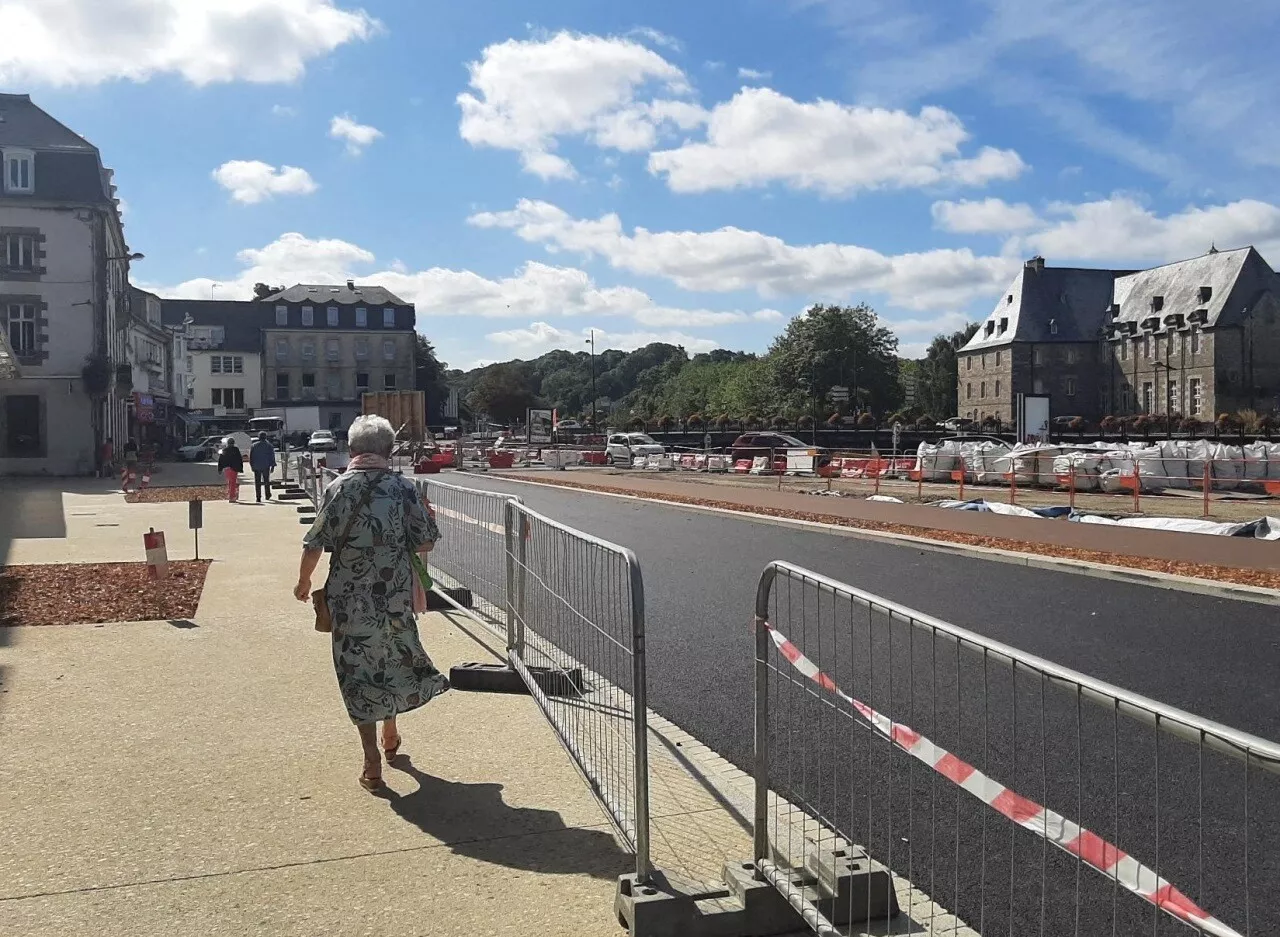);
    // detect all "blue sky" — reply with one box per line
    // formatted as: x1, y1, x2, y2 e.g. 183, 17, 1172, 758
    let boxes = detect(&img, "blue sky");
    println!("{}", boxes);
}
6, 0, 1280, 369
